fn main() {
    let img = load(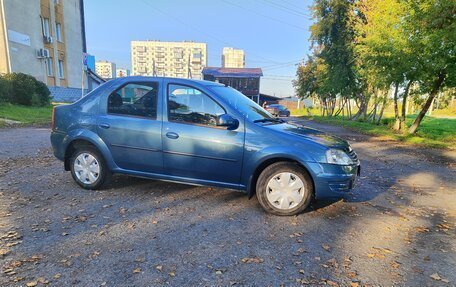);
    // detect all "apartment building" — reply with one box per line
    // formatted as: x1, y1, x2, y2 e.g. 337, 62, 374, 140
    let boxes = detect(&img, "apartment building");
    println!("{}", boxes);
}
131, 40, 207, 79
0, 0, 86, 88
222, 47, 245, 68
95, 60, 116, 79
116, 68, 130, 78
